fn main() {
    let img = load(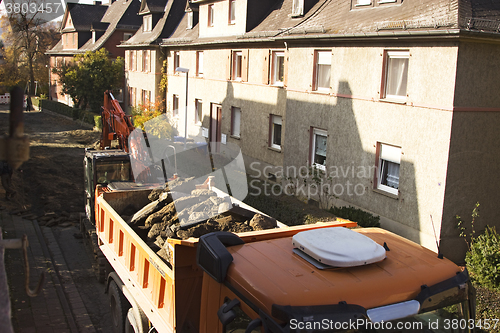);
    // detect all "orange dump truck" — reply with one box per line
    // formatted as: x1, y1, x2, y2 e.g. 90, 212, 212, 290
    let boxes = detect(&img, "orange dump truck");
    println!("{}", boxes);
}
94, 186, 476, 333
